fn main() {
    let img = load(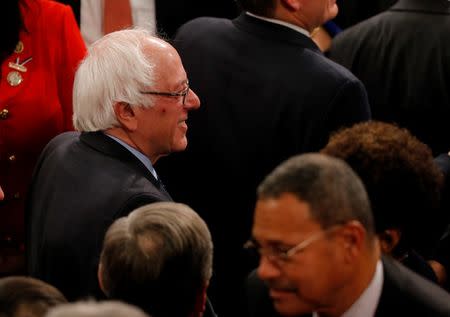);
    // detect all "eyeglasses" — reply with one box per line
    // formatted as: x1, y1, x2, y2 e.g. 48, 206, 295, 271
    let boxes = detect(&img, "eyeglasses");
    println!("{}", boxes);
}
244, 225, 341, 264
141, 80, 190, 106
